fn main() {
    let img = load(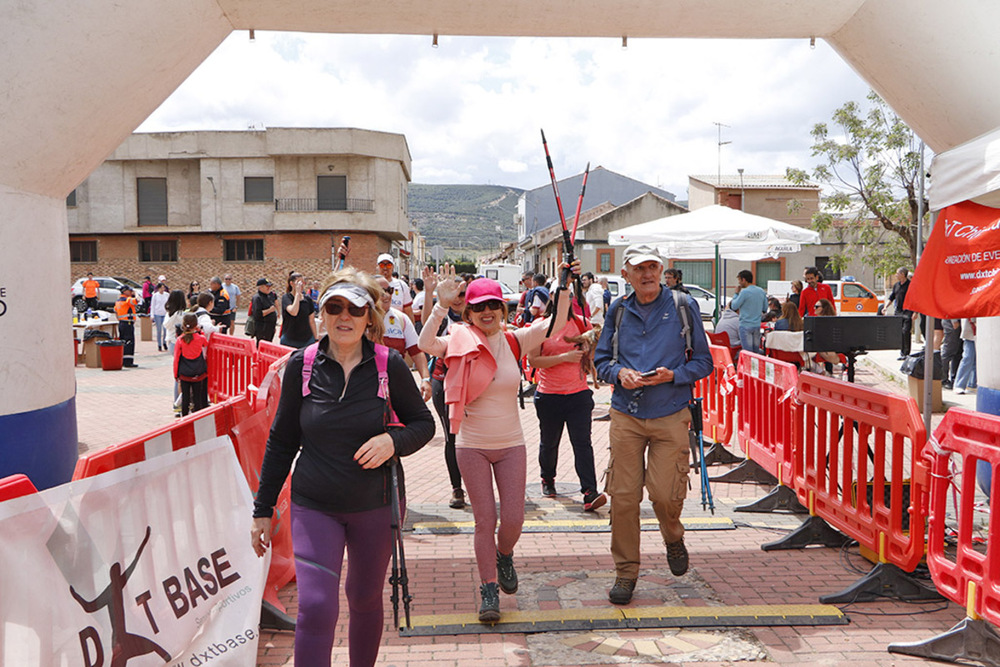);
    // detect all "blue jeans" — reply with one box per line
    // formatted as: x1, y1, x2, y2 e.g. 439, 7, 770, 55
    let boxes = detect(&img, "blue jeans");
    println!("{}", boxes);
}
533, 389, 598, 493
739, 325, 761, 355
954, 339, 977, 390
153, 314, 166, 348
